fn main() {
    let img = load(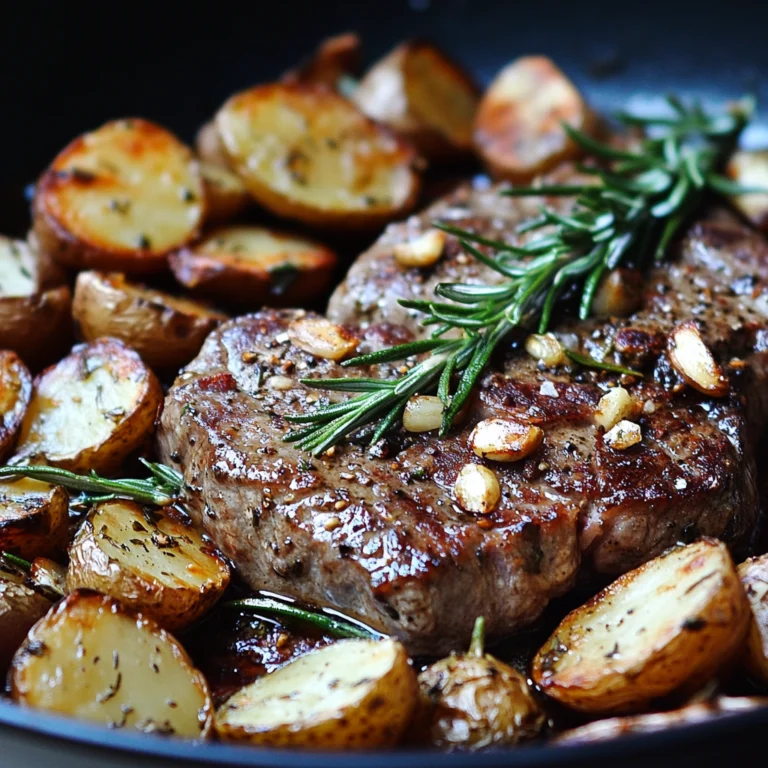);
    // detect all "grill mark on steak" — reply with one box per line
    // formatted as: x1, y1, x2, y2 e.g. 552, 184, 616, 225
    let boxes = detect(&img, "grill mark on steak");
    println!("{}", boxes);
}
158, 179, 768, 654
